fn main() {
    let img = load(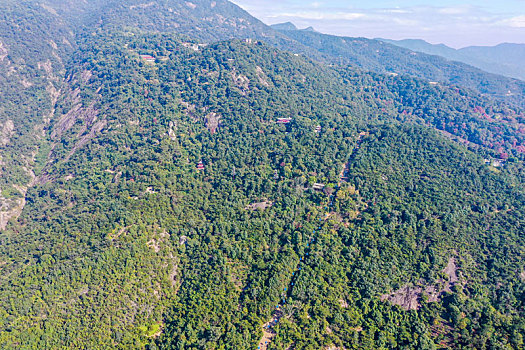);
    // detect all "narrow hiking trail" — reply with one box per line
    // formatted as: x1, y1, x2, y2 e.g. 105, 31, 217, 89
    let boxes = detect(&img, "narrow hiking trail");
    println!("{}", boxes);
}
256, 188, 338, 350
256, 137, 364, 350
